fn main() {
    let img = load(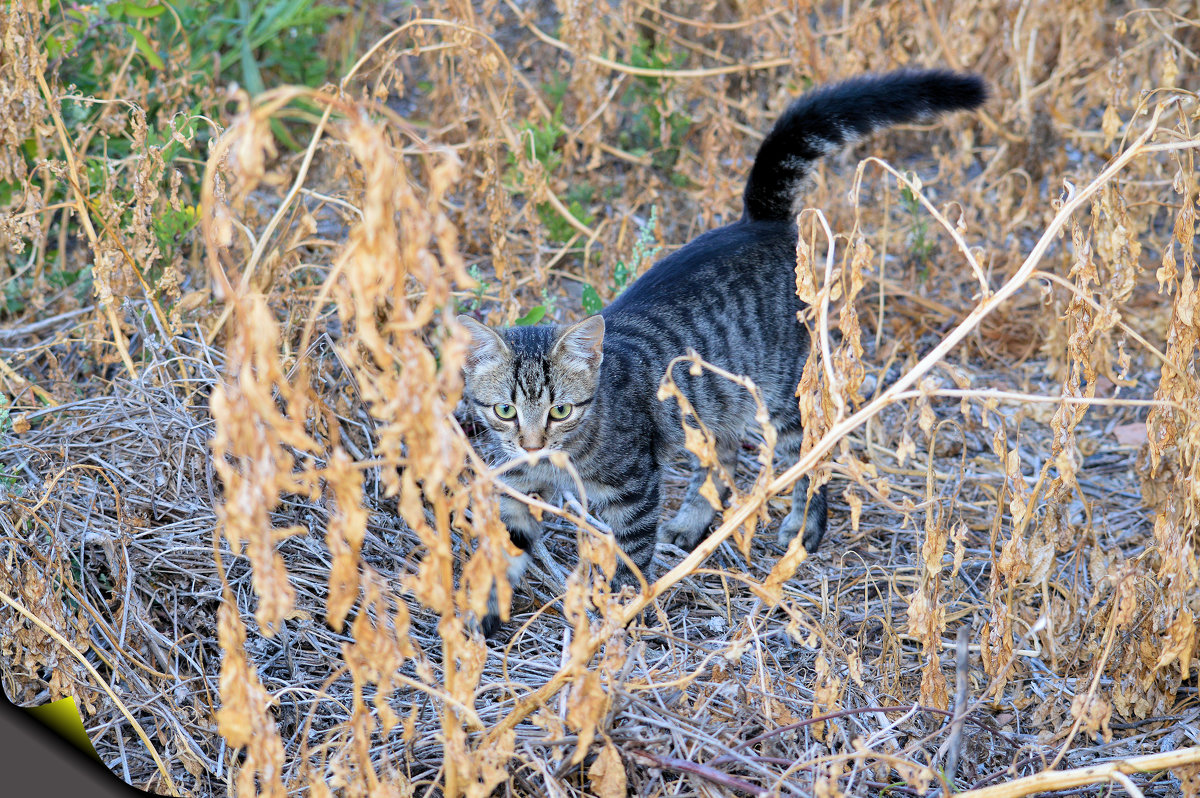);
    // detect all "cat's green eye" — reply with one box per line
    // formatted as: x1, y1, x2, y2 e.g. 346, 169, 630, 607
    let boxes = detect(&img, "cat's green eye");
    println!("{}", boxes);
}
548, 403, 573, 421
493, 403, 517, 420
